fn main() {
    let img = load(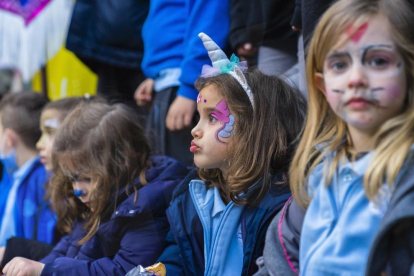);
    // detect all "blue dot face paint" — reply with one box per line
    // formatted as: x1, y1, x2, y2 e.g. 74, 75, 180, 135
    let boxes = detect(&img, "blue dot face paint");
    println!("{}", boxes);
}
74, 189, 84, 197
